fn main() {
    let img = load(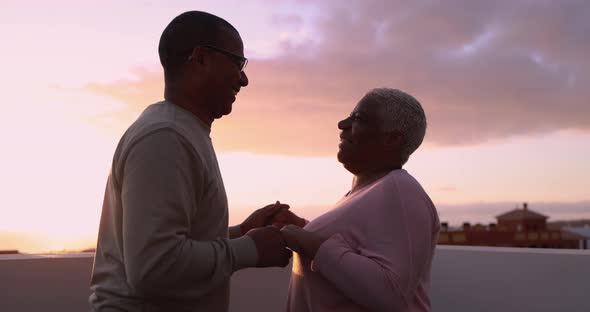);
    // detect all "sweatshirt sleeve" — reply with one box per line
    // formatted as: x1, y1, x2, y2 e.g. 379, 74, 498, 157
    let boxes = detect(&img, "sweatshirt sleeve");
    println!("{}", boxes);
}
228, 225, 243, 239
120, 129, 257, 297
311, 177, 437, 311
